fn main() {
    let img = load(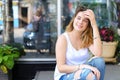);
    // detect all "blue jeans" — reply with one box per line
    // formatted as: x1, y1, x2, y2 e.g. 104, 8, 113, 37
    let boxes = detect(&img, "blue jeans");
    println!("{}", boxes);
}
60, 57, 105, 80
